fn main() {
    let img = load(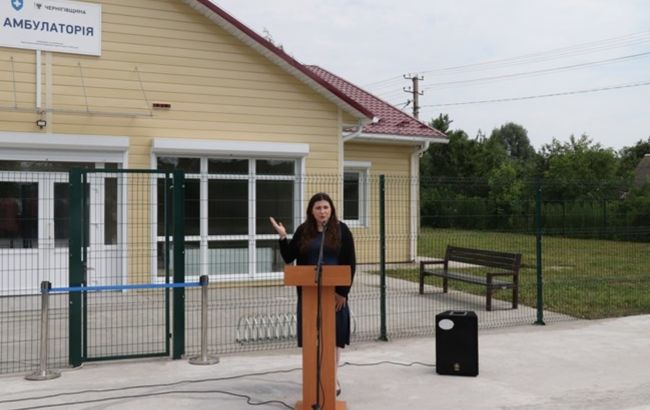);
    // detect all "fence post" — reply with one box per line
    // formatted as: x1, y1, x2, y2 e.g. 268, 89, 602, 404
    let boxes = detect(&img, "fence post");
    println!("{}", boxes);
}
189, 275, 219, 365
562, 199, 566, 236
68, 168, 83, 367
26, 281, 61, 380
534, 178, 545, 325
378, 175, 388, 341
172, 170, 186, 359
